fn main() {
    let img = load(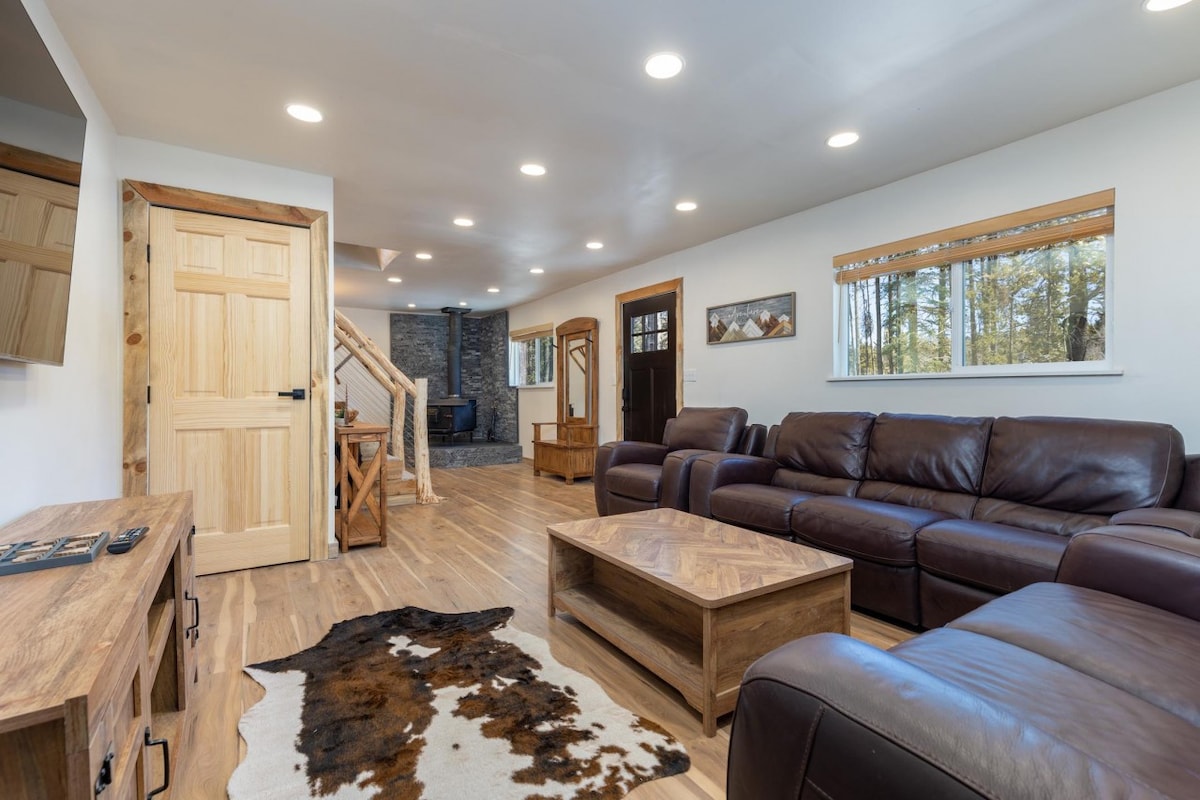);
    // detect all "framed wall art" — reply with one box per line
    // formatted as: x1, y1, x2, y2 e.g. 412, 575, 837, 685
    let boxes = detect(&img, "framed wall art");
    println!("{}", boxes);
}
706, 292, 795, 345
